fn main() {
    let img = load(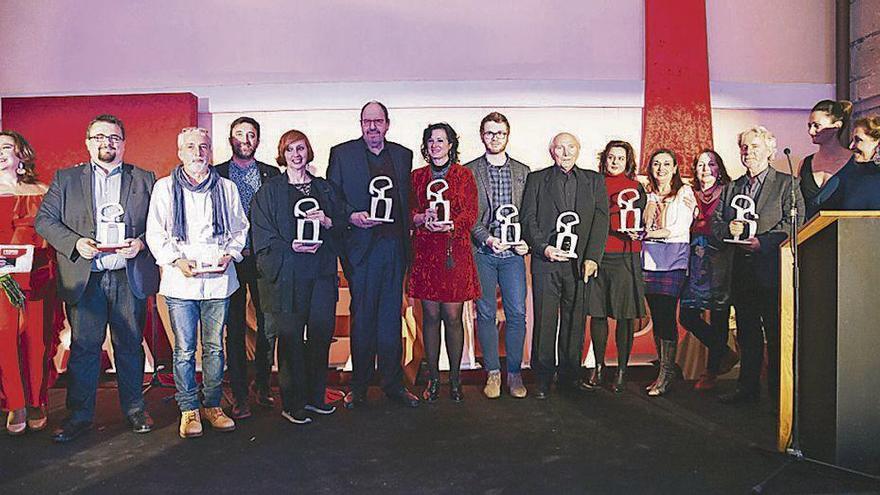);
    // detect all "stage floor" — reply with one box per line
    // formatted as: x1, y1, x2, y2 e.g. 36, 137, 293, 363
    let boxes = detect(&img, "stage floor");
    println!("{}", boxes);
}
1, 375, 877, 494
